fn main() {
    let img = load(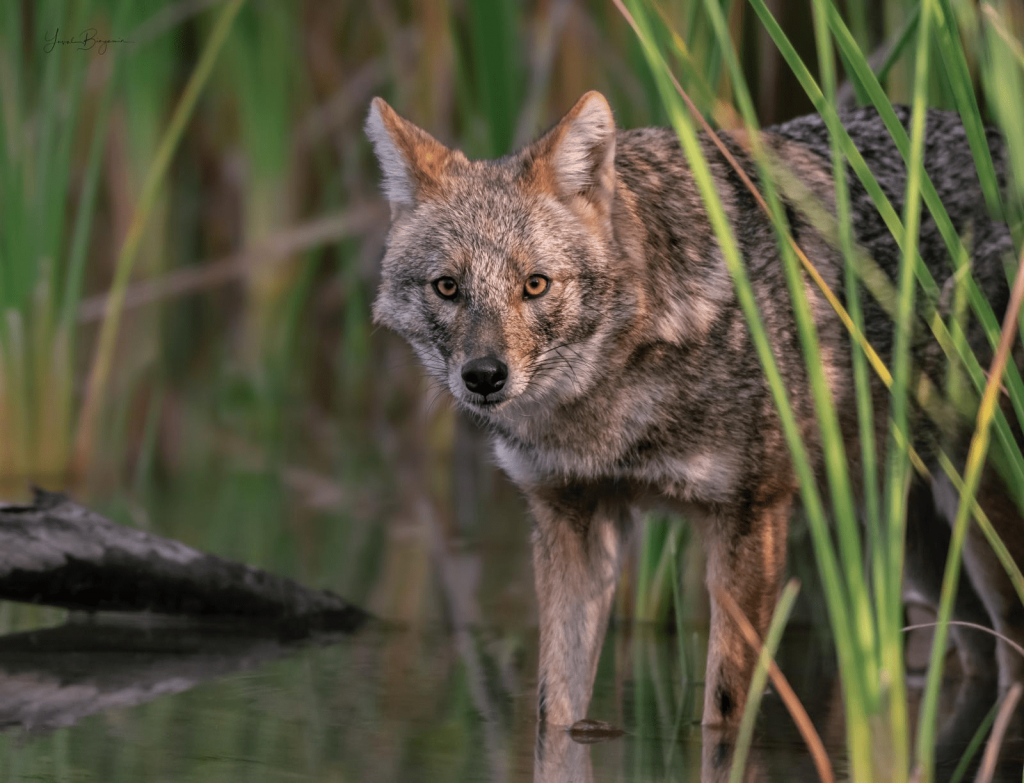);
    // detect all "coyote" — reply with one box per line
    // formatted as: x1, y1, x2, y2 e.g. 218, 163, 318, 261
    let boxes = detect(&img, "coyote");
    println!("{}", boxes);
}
366, 91, 1023, 727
